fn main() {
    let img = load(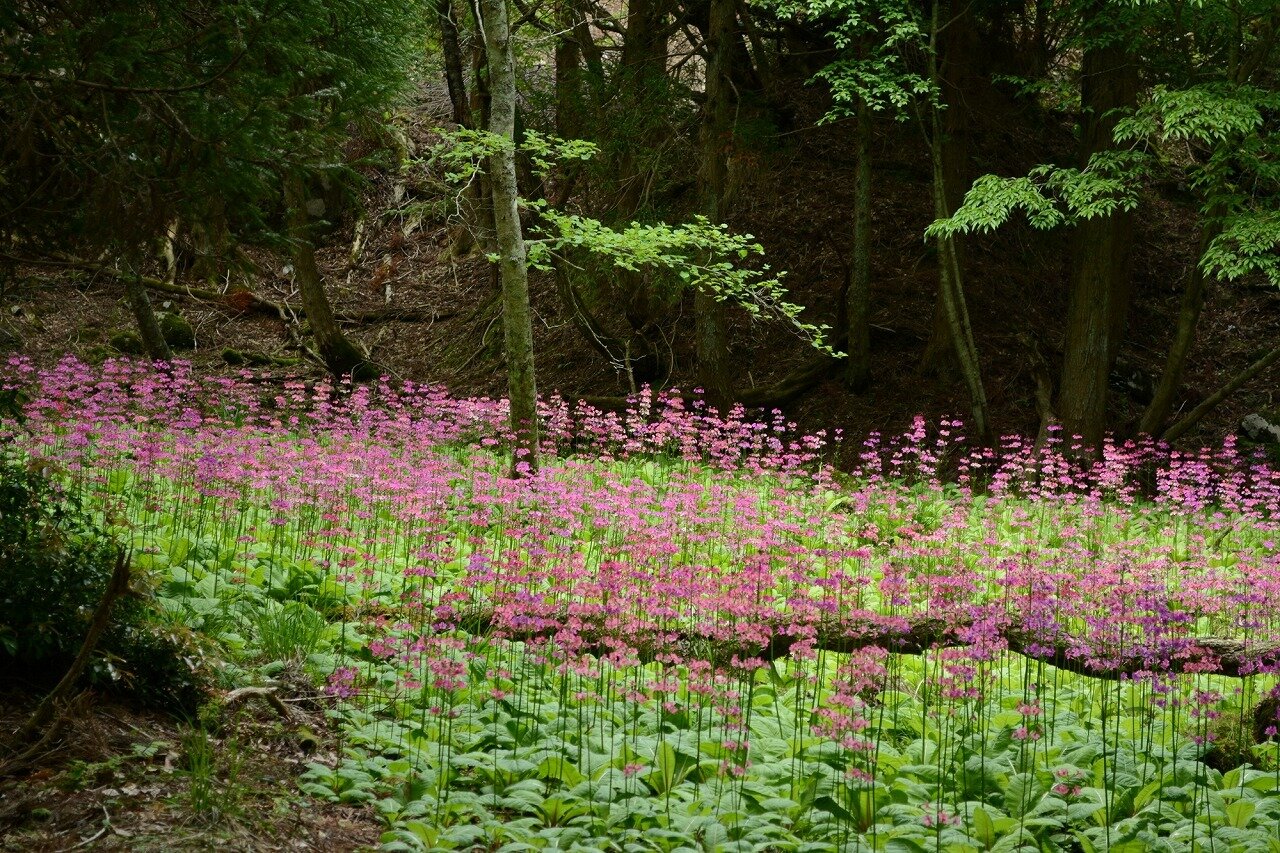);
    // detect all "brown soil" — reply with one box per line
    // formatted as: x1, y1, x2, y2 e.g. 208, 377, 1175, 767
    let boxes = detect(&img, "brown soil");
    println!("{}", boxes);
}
0, 678, 383, 852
